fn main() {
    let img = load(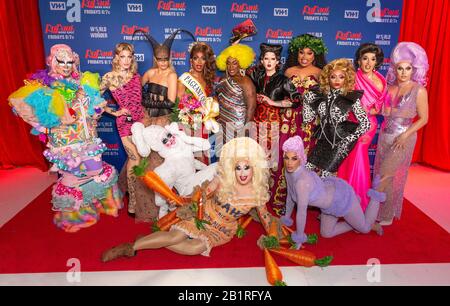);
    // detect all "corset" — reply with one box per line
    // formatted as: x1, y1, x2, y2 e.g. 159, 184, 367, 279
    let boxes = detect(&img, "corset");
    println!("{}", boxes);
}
142, 82, 174, 117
